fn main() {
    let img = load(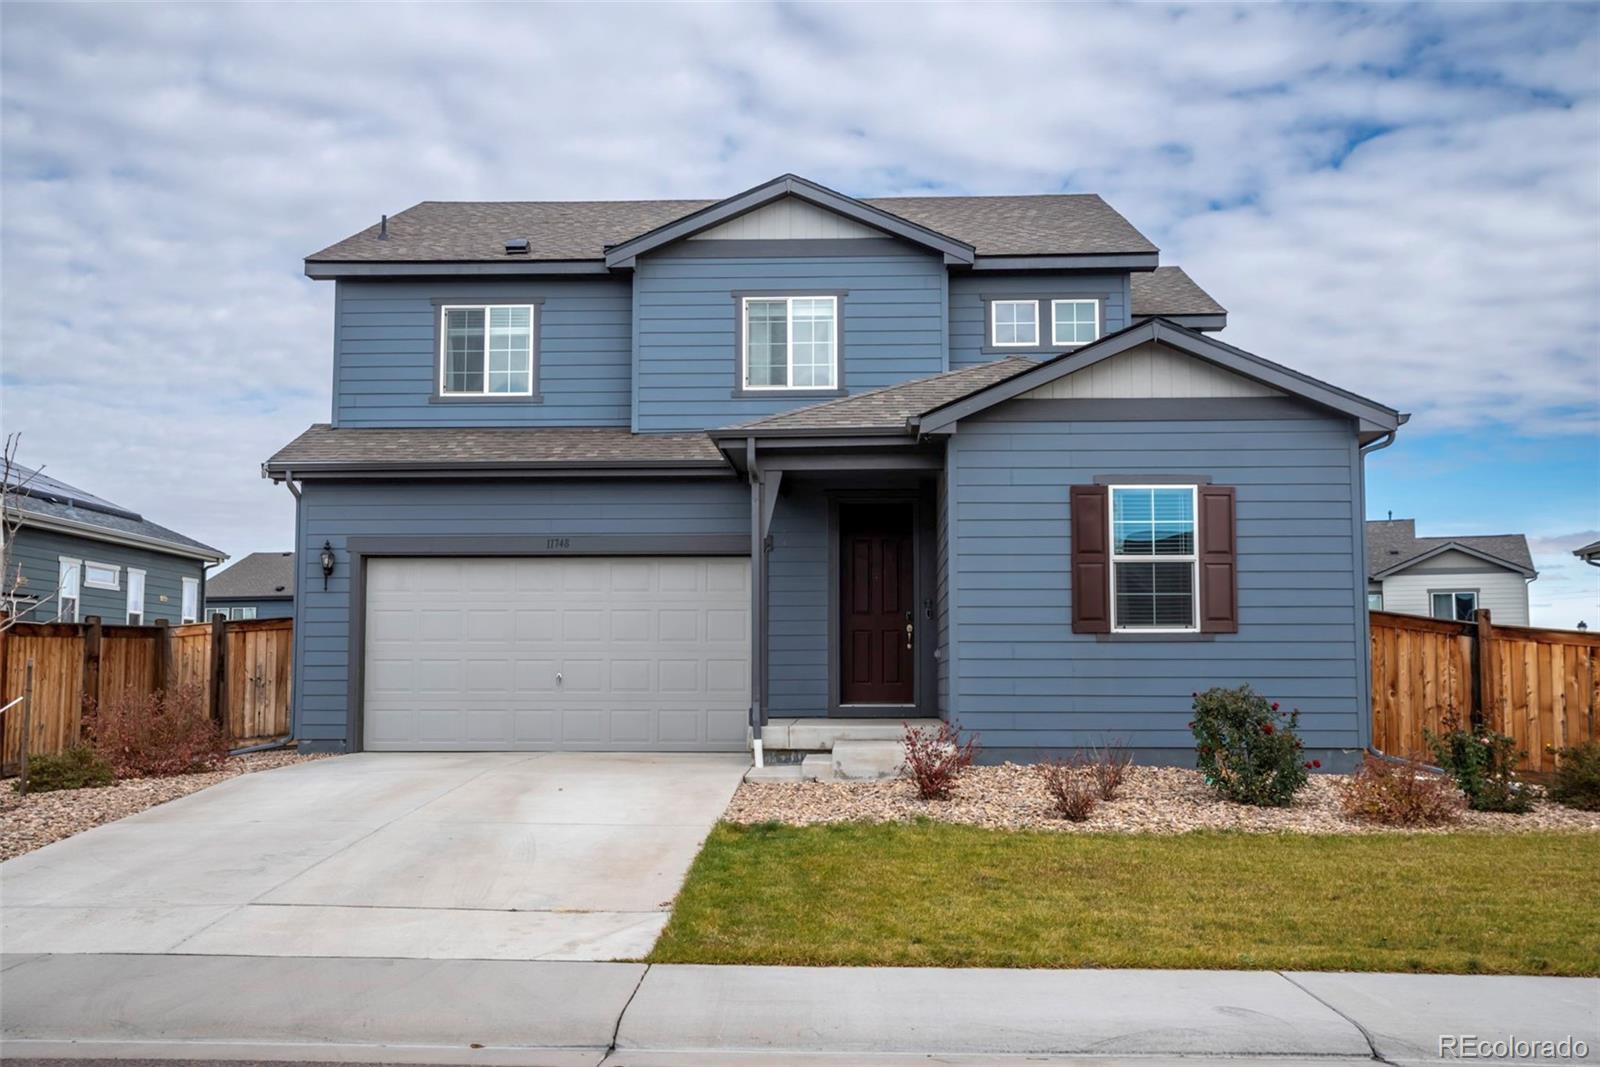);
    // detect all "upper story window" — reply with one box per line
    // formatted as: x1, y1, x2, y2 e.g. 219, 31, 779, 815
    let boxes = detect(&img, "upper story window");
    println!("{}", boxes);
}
439, 304, 535, 397
1431, 590, 1478, 622
1110, 485, 1198, 632
741, 295, 838, 391
990, 299, 1039, 347
1051, 299, 1100, 346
